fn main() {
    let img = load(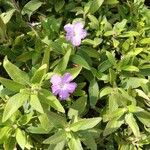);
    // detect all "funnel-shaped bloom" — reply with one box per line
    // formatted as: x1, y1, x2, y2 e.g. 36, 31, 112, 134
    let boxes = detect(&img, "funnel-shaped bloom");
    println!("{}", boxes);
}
50, 73, 77, 100
64, 22, 87, 46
